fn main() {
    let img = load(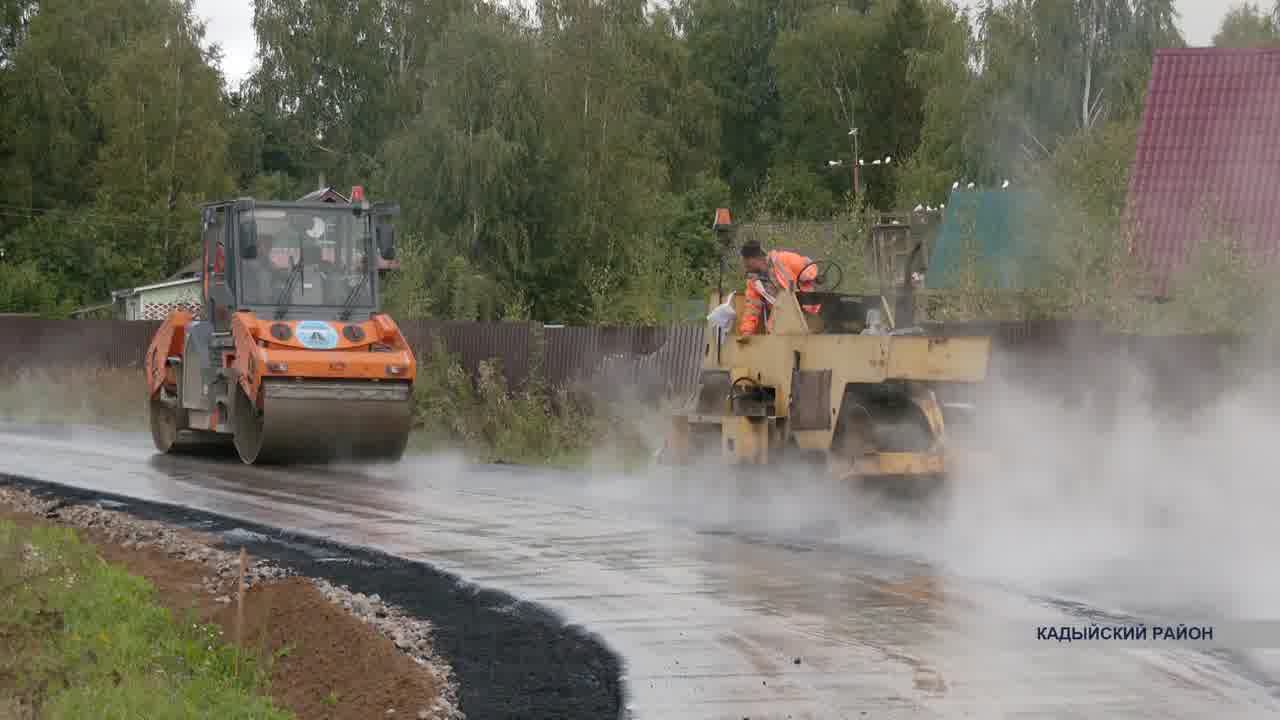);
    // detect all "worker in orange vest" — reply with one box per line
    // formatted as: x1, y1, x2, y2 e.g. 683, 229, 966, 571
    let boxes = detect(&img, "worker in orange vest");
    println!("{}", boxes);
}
737, 239, 821, 337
